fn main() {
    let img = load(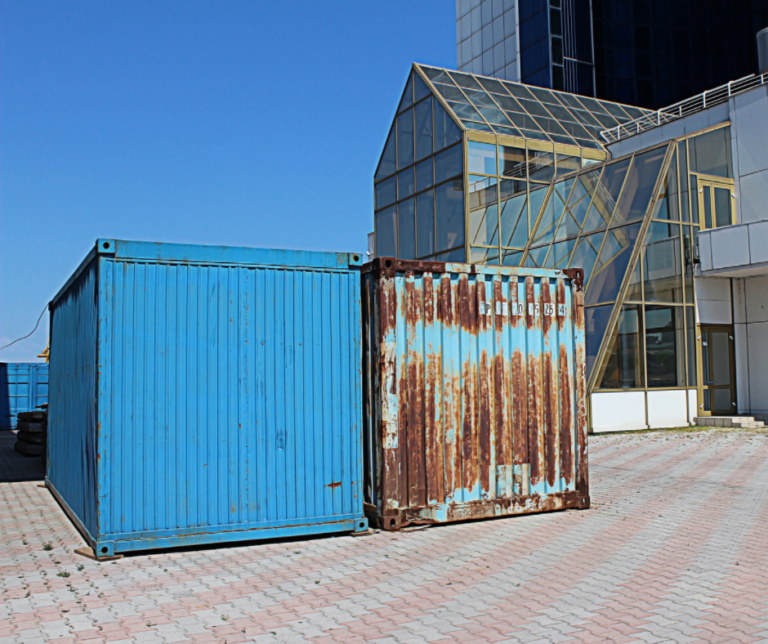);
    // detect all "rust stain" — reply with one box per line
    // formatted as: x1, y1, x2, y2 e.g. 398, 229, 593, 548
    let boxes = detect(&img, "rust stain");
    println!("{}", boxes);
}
325, 481, 342, 489
528, 355, 541, 485
559, 344, 573, 485
512, 348, 527, 466
492, 279, 511, 472
405, 274, 426, 508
